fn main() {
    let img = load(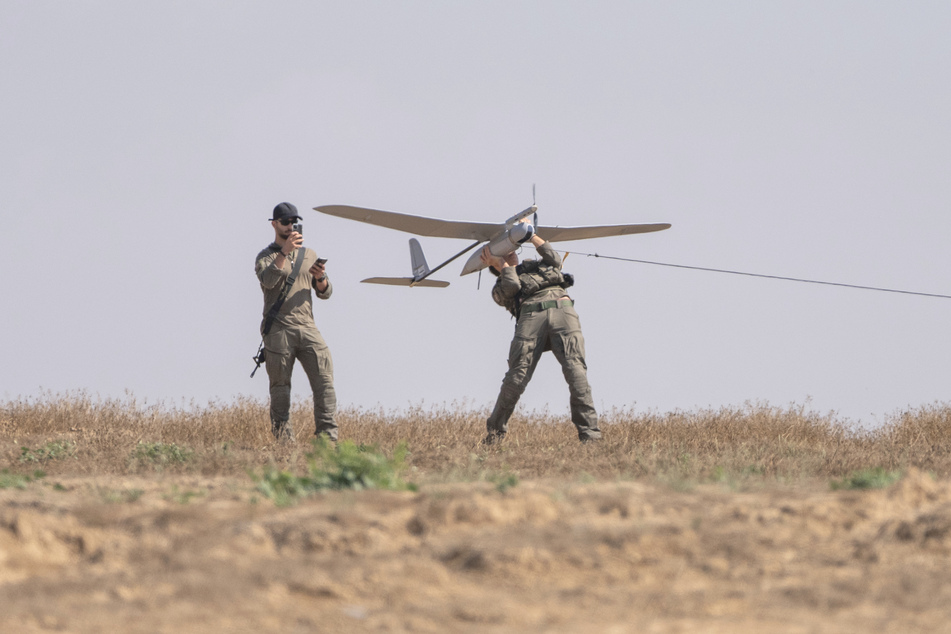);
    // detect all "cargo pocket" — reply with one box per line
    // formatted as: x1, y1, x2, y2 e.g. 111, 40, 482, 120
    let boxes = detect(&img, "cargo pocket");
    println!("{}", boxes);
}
507, 335, 539, 379
301, 327, 329, 351
559, 330, 588, 370
264, 329, 290, 355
